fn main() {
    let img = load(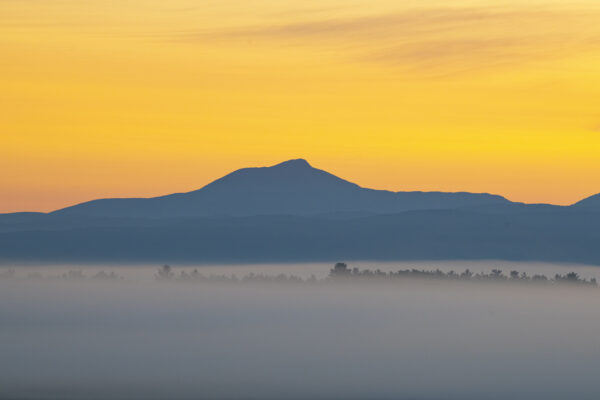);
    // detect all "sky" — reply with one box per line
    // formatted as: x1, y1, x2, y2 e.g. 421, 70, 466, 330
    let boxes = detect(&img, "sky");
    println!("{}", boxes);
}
2, 0, 600, 212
